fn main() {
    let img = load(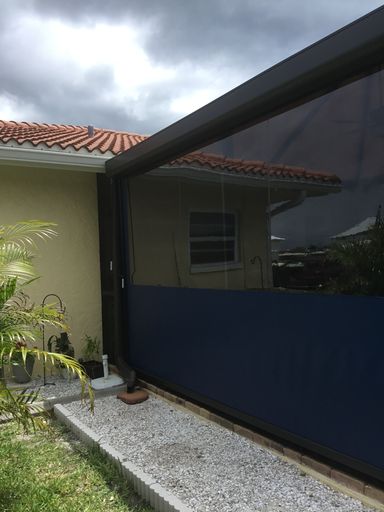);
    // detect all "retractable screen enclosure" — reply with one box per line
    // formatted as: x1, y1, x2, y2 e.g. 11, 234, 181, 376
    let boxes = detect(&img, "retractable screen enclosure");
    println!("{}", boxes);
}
103, 7, 384, 483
